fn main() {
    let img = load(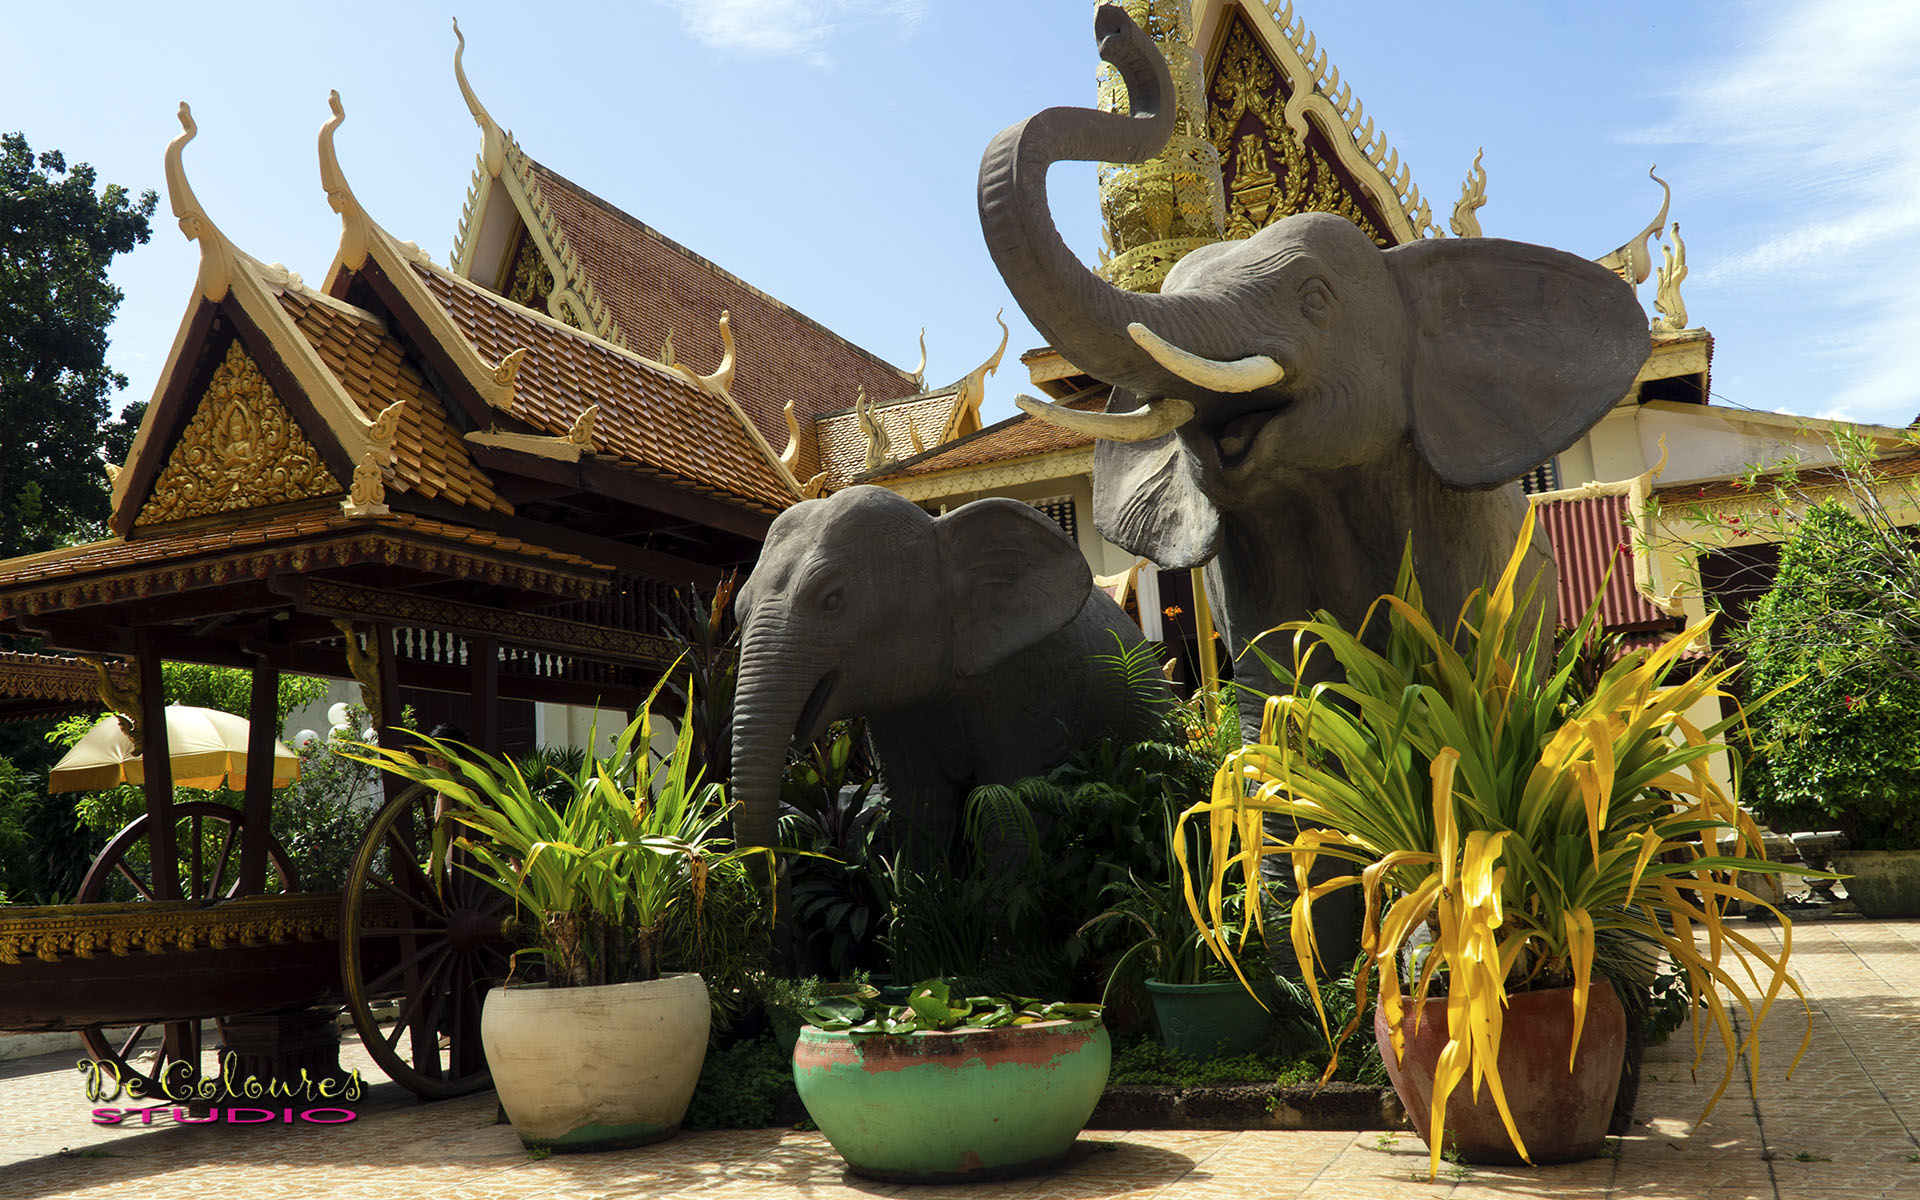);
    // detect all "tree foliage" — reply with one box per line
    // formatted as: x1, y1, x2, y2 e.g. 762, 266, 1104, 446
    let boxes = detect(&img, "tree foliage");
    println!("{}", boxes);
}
0, 132, 156, 556
1740, 501, 1920, 850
